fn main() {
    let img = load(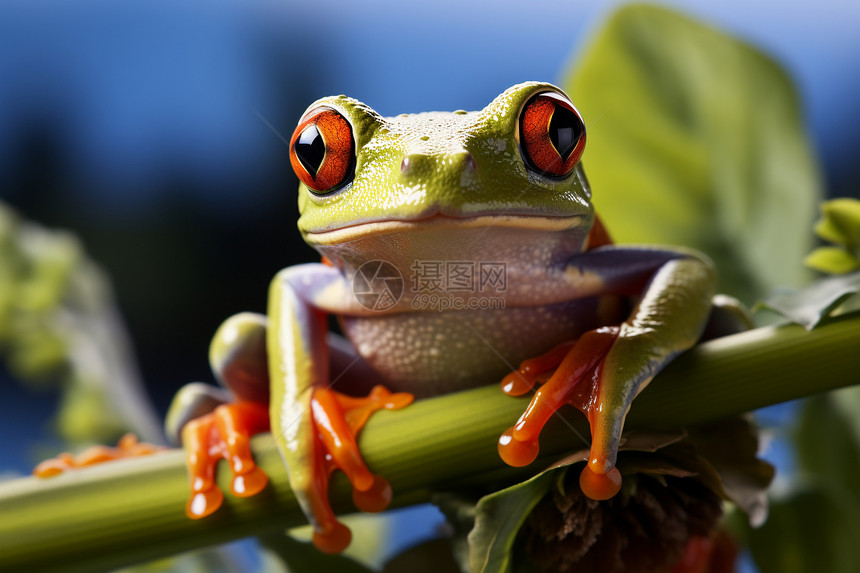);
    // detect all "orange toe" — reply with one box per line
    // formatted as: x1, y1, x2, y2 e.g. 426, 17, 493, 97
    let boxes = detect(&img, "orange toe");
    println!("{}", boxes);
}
302, 384, 413, 552
497, 426, 540, 467
232, 466, 269, 497
312, 521, 352, 554
499, 328, 624, 501
501, 341, 577, 396
186, 487, 224, 519
181, 401, 270, 519
352, 474, 393, 513
579, 465, 622, 500
33, 434, 164, 478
